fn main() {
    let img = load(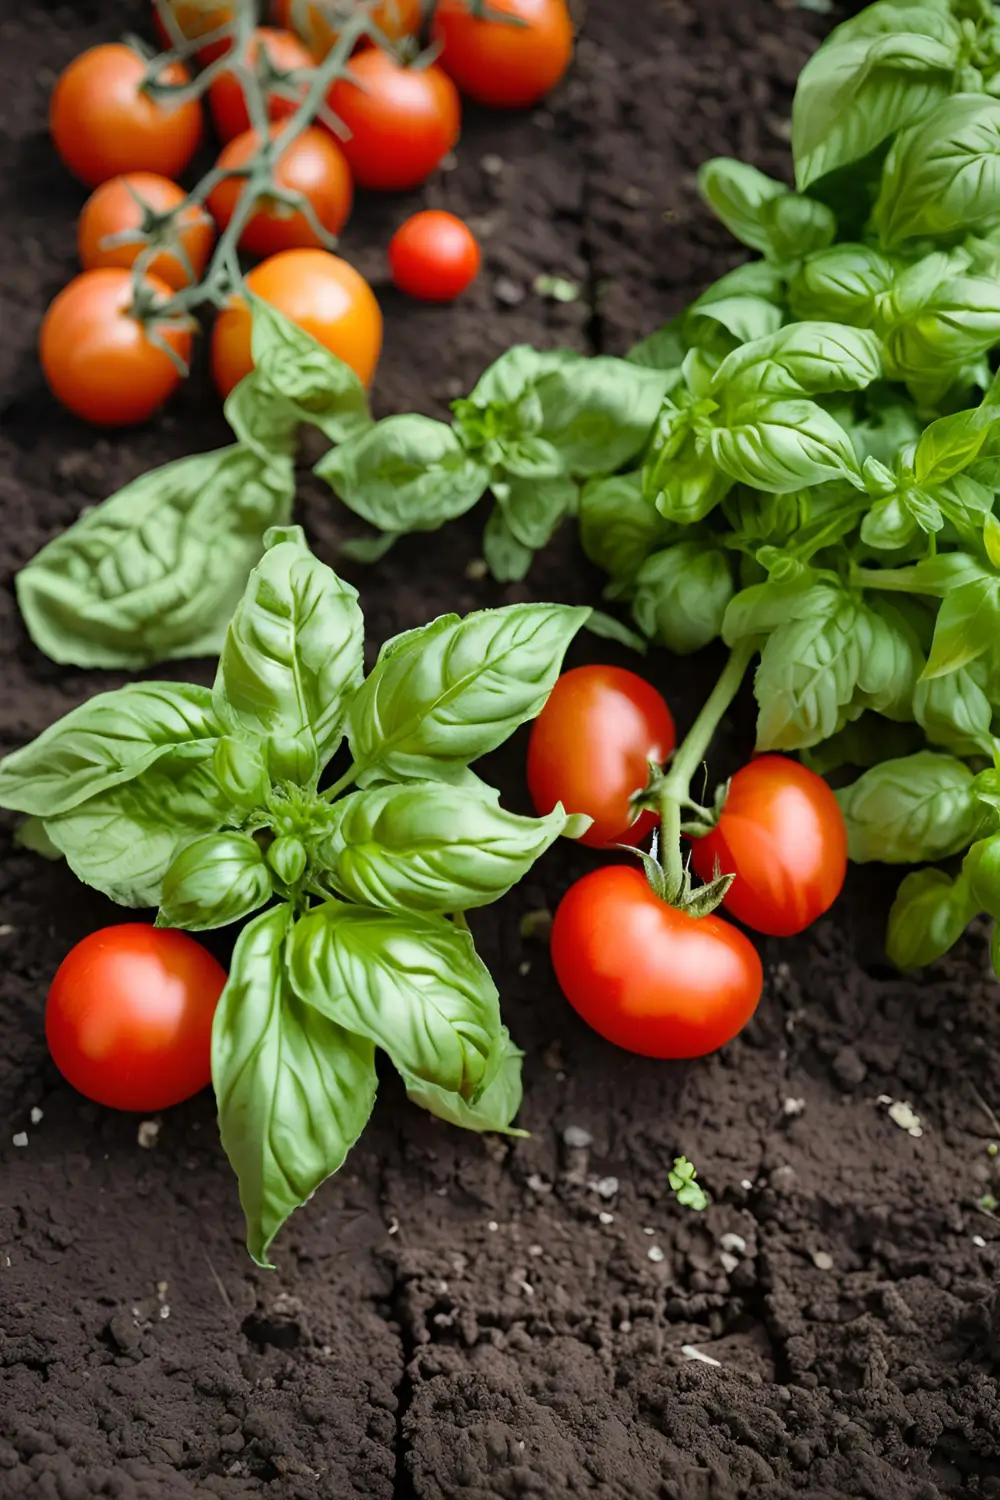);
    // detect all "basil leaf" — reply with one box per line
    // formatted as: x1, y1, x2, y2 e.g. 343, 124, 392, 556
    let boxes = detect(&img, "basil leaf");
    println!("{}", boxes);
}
466, 346, 579, 408
873, 95, 1000, 249
800, 714, 923, 775
248, 295, 372, 443
496, 475, 576, 550
289, 902, 502, 1100
836, 751, 987, 863
15, 818, 64, 861
723, 576, 820, 644
223, 375, 300, 464
627, 318, 688, 372
401, 1028, 526, 1136
0, 683, 220, 817
213, 904, 377, 1267
584, 610, 648, 654
923, 575, 1000, 680
880, 269, 1000, 382
16, 446, 295, 671
214, 526, 364, 783
697, 158, 835, 260
914, 663, 994, 755
316, 416, 491, 533
482, 505, 534, 582
964, 835, 1000, 920
713, 324, 881, 401
497, 437, 564, 480
322, 781, 571, 914
710, 398, 863, 493
913, 407, 1000, 485
579, 472, 674, 583
788, 244, 896, 325
631, 542, 734, 655
347, 600, 589, 783
158, 831, 273, 931
534, 358, 668, 476
686, 295, 784, 349
886, 868, 977, 970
